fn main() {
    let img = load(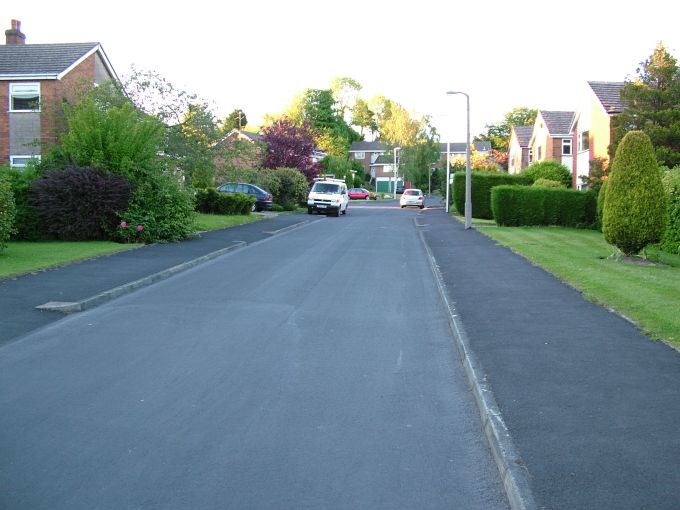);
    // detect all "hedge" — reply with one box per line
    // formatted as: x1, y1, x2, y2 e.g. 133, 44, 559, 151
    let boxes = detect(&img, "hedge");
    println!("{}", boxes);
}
453, 171, 531, 219
195, 188, 255, 215
491, 185, 597, 227
0, 172, 16, 251
659, 167, 680, 254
